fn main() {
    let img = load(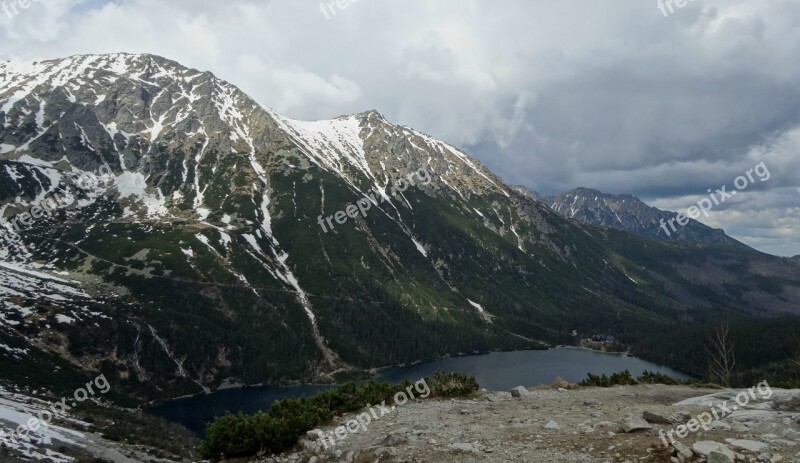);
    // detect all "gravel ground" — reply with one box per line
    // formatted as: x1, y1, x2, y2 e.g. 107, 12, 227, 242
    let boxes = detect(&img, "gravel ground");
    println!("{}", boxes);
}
252, 384, 800, 463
